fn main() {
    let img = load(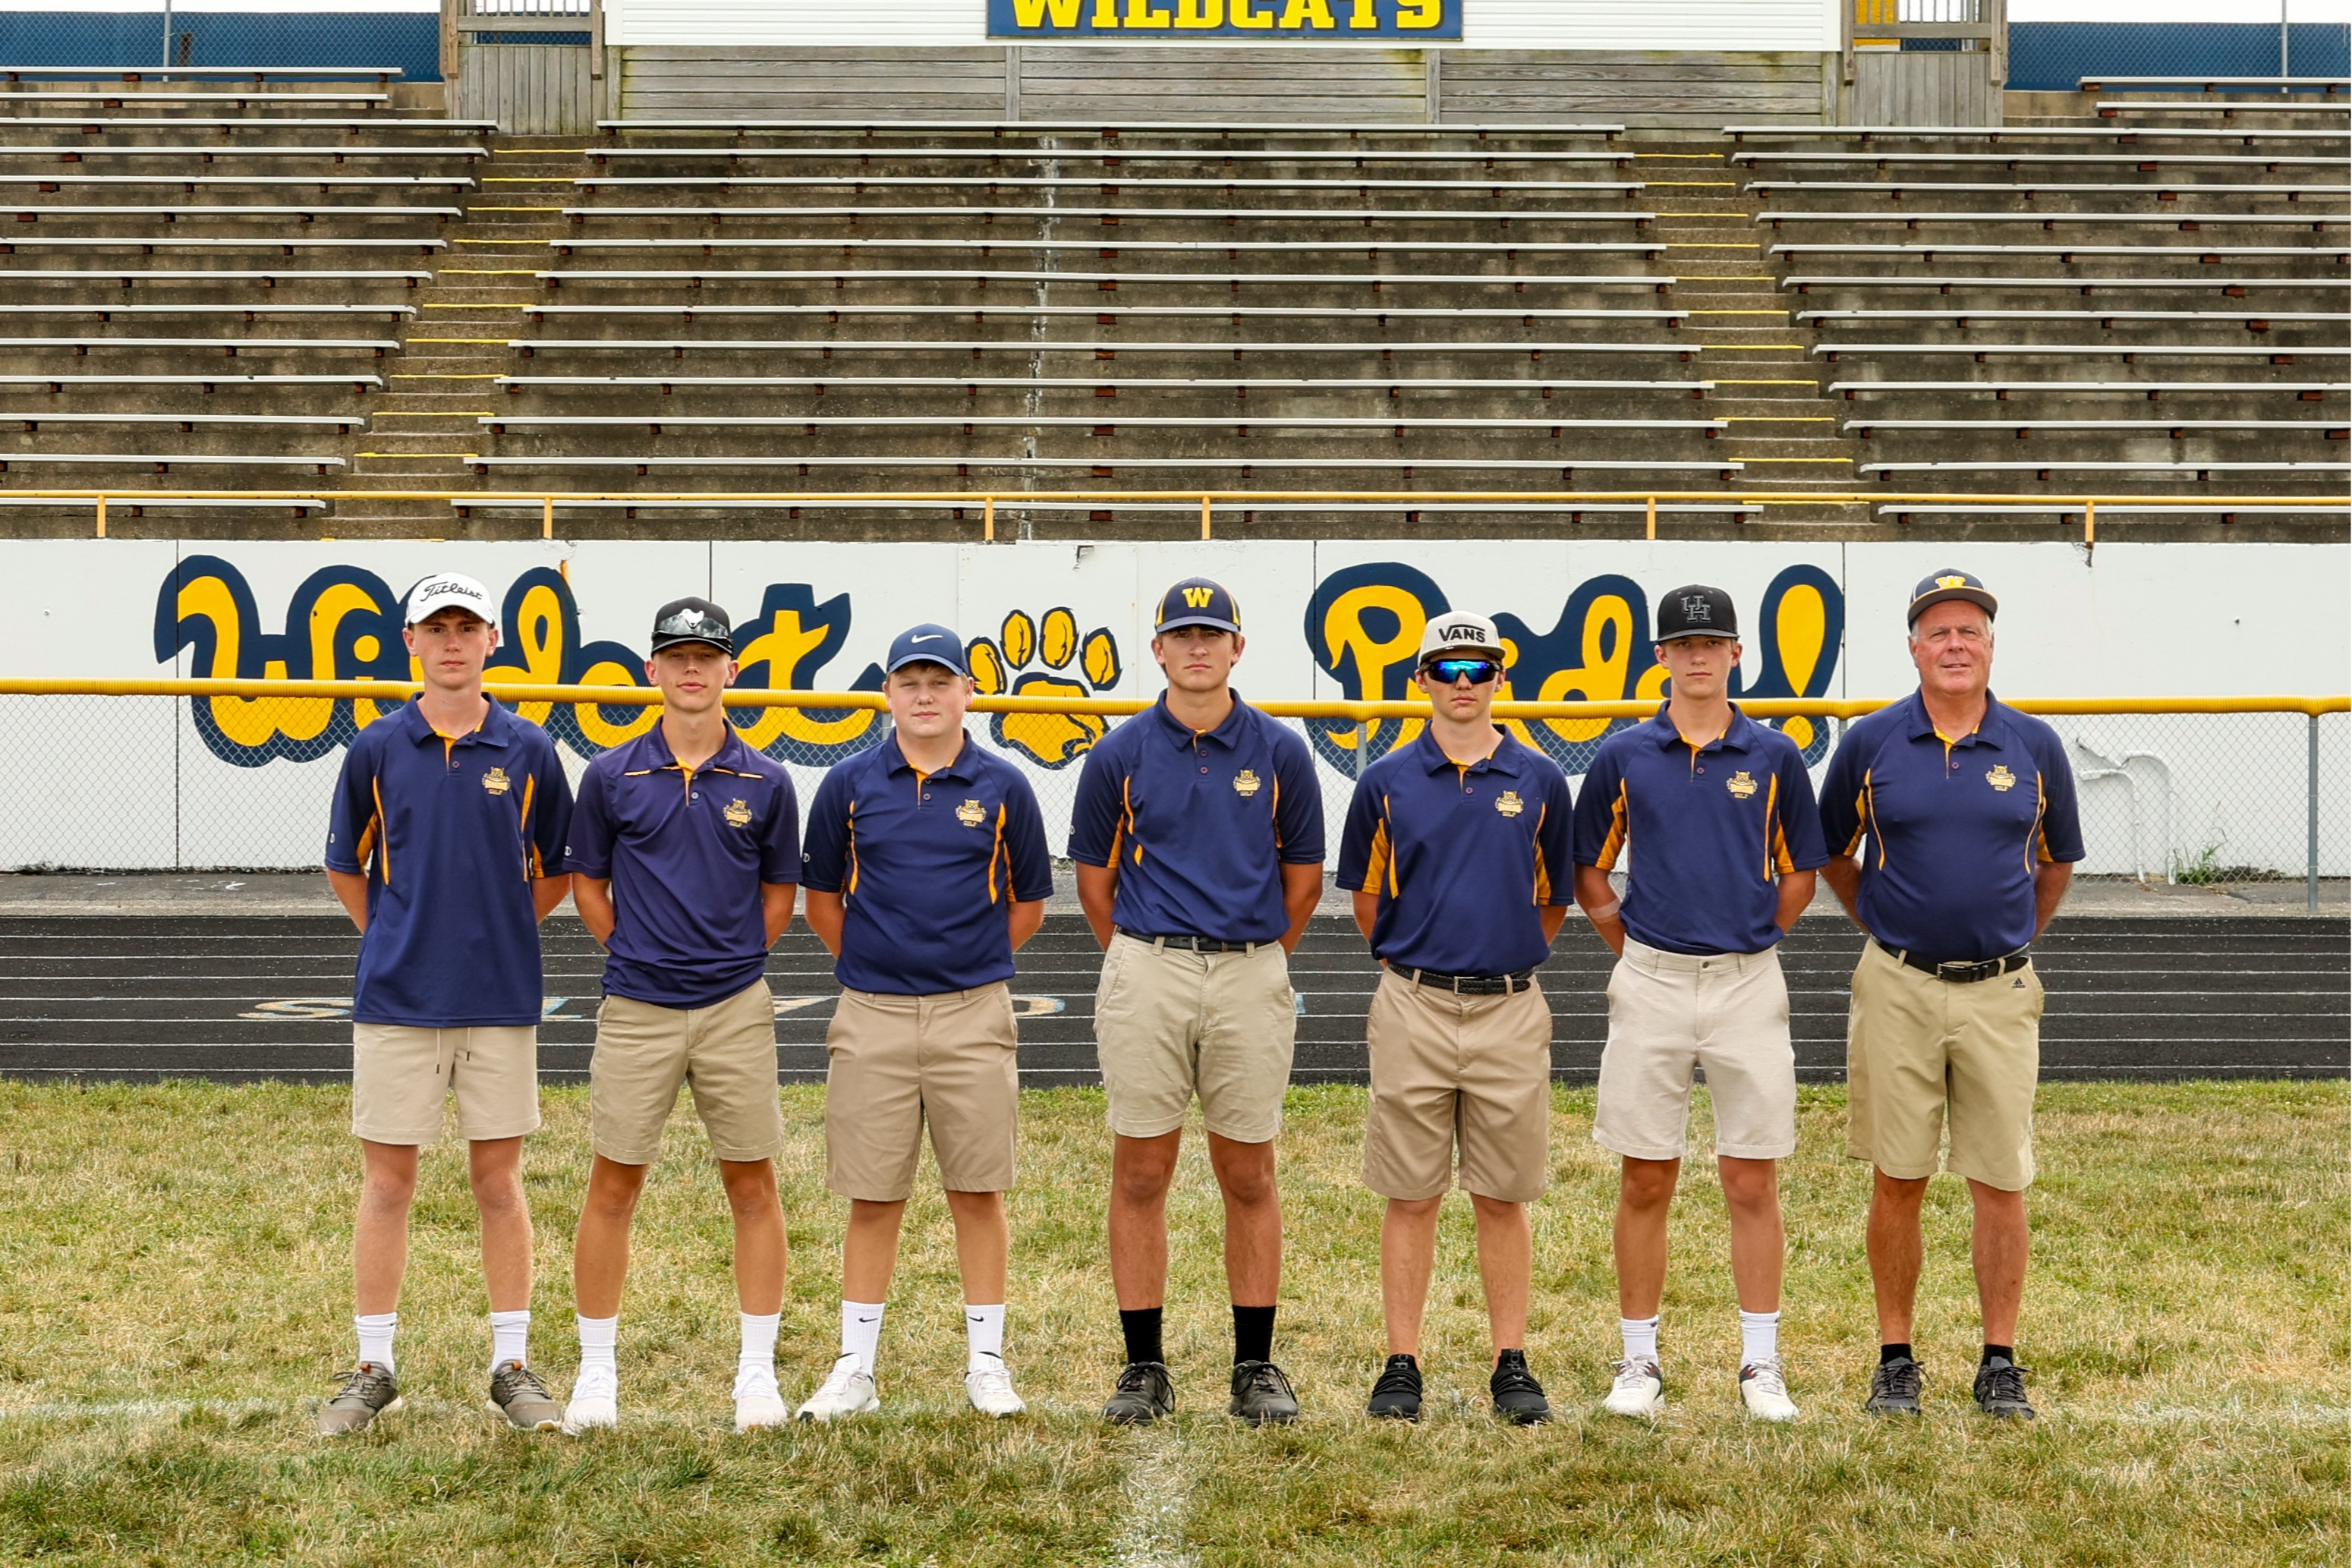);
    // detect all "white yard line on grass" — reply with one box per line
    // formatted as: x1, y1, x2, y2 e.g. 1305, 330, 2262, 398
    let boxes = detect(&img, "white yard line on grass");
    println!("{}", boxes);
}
1113, 1431, 1197, 1568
